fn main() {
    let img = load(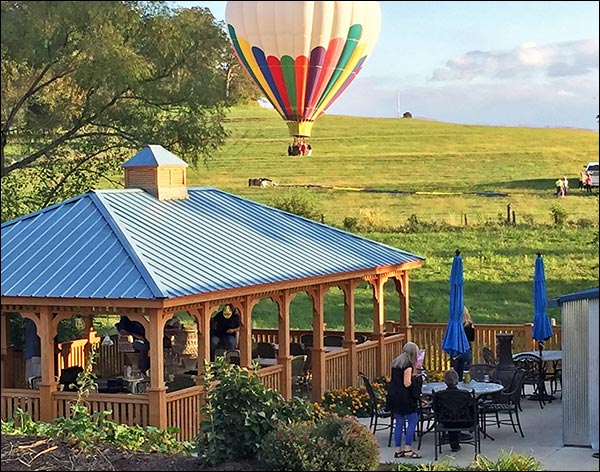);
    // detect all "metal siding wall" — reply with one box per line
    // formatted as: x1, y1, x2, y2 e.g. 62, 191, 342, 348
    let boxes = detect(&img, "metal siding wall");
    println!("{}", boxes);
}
563, 299, 590, 446
588, 297, 599, 450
